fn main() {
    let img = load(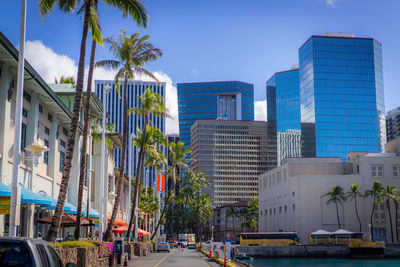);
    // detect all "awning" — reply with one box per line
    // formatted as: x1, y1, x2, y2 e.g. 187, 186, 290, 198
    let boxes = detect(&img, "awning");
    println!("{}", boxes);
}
20, 187, 51, 205
82, 205, 100, 218
65, 202, 86, 216
107, 214, 127, 226
0, 183, 11, 197
37, 213, 94, 226
0, 183, 50, 205
37, 192, 72, 212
